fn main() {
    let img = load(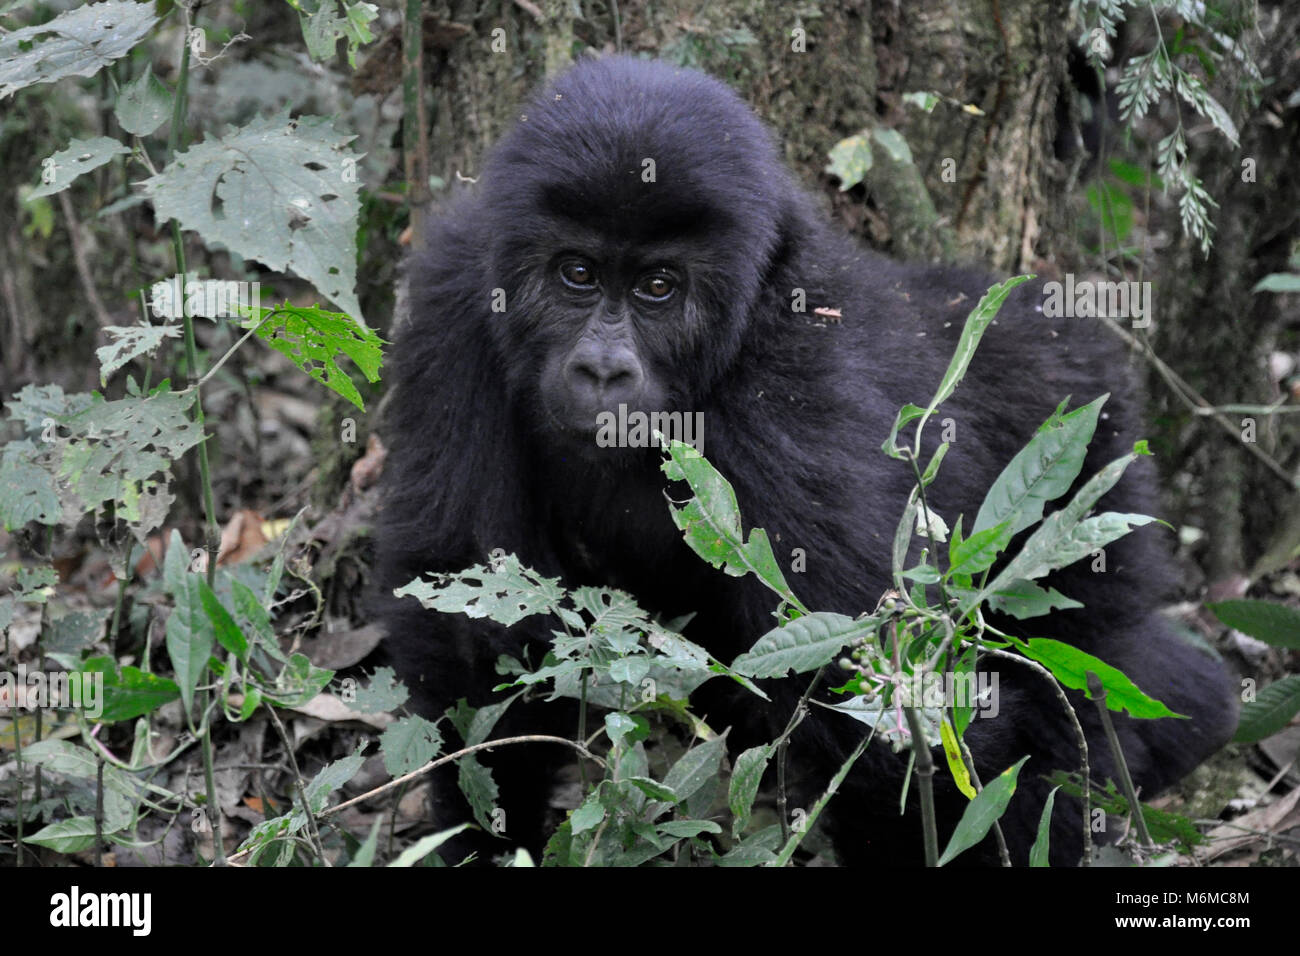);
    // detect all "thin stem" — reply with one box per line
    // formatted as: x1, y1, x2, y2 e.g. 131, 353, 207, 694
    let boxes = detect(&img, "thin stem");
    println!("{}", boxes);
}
902, 704, 939, 866
983, 645, 1093, 865
1086, 671, 1154, 849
